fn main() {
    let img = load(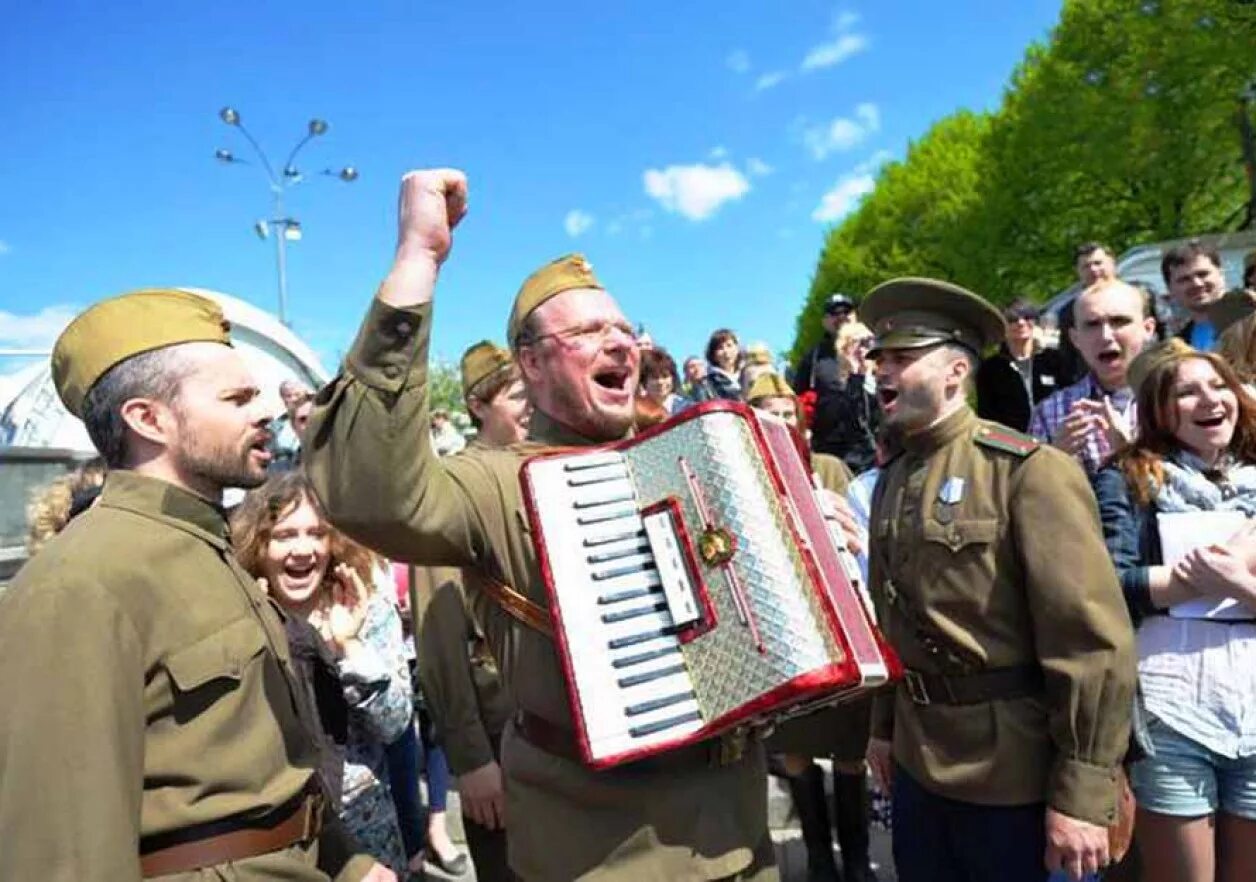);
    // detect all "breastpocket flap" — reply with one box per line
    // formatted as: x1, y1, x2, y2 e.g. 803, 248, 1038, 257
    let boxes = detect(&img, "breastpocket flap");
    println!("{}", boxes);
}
165, 617, 268, 693
922, 518, 999, 552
